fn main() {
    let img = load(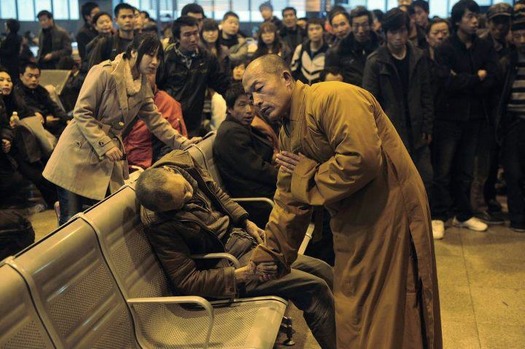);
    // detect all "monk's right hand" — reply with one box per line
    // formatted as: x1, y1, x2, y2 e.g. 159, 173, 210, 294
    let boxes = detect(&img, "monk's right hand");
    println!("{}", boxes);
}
104, 146, 123, 161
